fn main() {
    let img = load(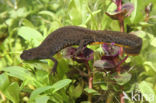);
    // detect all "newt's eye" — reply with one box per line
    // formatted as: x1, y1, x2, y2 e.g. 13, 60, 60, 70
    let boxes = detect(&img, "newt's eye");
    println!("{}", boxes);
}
27, 52, 32, 56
